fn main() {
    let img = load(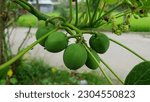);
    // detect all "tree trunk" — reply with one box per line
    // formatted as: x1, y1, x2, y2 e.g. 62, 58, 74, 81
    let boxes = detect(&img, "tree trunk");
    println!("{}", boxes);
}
0, 0, 6, 65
